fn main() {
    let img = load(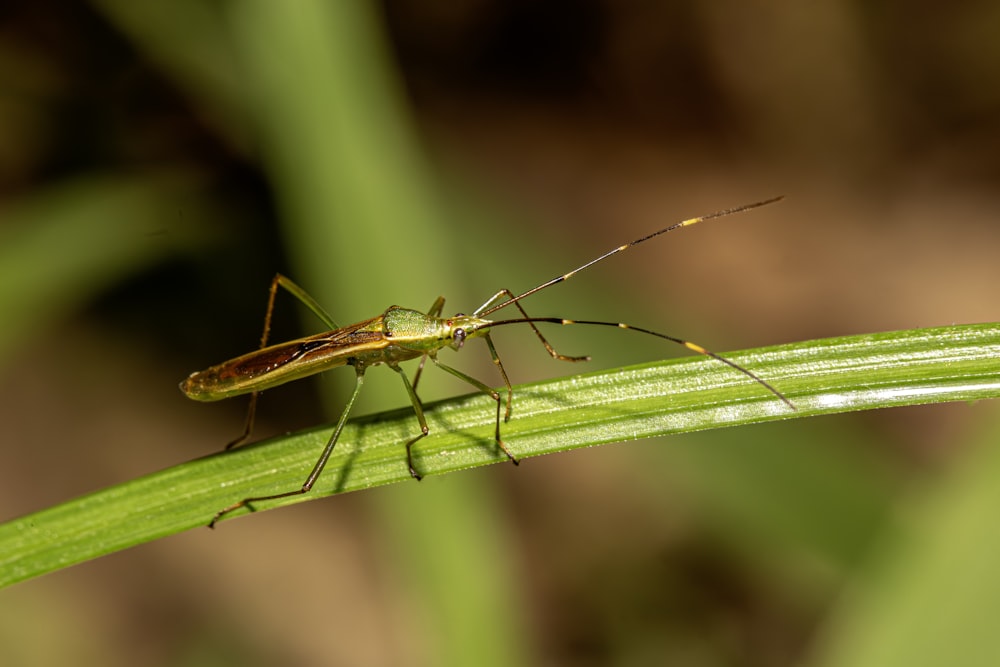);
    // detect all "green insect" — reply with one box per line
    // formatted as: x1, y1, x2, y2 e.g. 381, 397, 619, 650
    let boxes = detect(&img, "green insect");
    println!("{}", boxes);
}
181, 197, 792, 526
